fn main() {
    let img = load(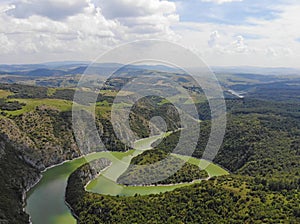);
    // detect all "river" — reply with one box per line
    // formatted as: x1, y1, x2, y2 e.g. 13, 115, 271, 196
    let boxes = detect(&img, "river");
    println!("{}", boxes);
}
25, 133, 228, 224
